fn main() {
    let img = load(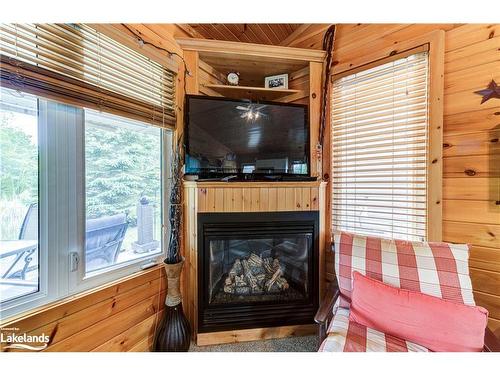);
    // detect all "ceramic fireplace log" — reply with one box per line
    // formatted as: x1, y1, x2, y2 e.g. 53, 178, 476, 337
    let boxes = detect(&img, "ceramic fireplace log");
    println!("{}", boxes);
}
242, 259, 259, 292
222, 253, 290, 295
